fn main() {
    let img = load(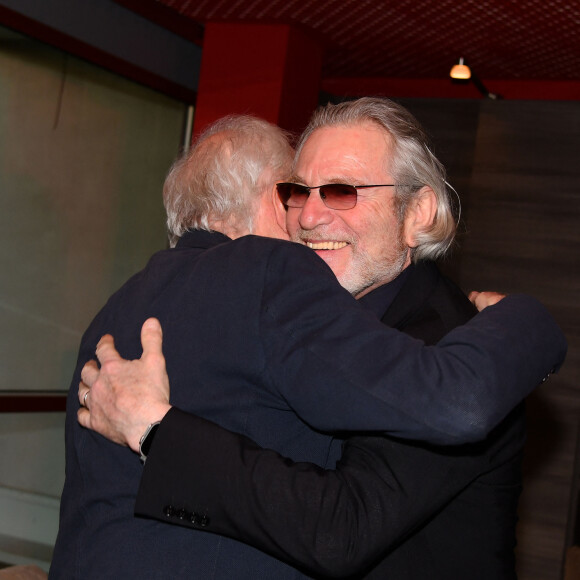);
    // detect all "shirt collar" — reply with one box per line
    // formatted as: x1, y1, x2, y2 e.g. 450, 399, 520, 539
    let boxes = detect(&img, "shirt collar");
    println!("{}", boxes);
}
175, 229, 232, 250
